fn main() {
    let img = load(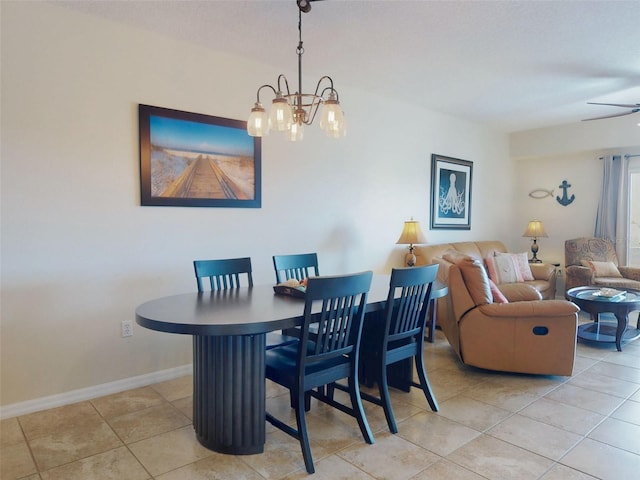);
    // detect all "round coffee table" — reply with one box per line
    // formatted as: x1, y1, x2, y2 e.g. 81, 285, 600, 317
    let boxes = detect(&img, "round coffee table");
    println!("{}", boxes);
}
566, 286, 640, 351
